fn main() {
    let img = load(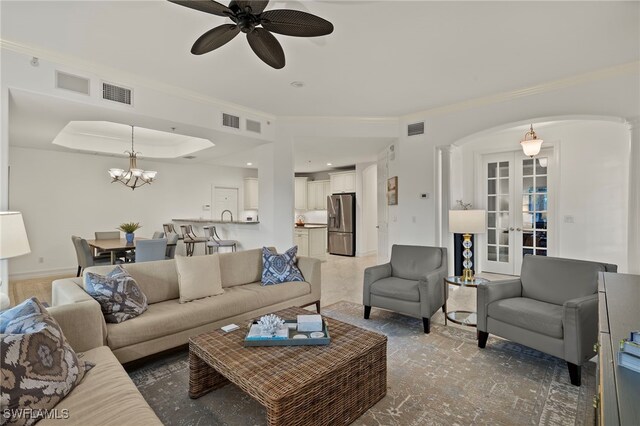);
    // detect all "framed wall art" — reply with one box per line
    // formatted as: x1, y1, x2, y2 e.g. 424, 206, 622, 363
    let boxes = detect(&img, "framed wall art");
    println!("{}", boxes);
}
387, 176, 398, 205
